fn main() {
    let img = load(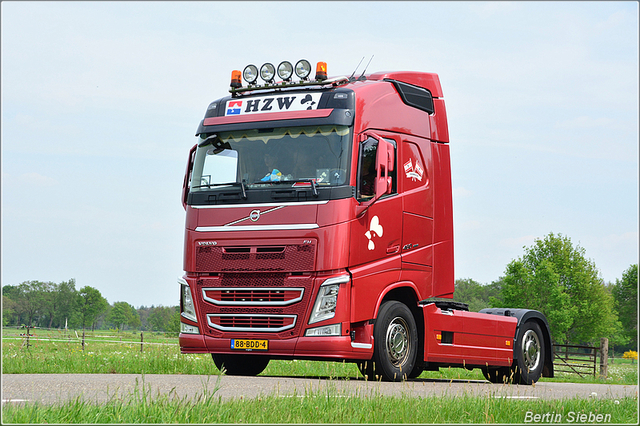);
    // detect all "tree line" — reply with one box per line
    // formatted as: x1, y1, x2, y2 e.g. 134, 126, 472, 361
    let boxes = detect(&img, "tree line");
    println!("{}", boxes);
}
2, 233, 637, 350
453, 233, 637, 352
2, 279, 179, 333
